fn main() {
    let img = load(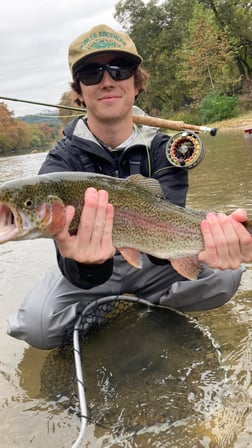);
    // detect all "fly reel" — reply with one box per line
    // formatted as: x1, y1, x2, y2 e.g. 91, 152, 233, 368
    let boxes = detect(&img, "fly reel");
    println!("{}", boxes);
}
166, 131, 205, 169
